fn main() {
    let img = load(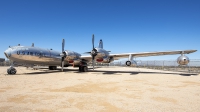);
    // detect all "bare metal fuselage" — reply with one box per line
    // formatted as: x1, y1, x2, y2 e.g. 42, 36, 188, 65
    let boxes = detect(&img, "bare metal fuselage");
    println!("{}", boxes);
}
4, 45, 113, 67
4, 46, 66, 66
